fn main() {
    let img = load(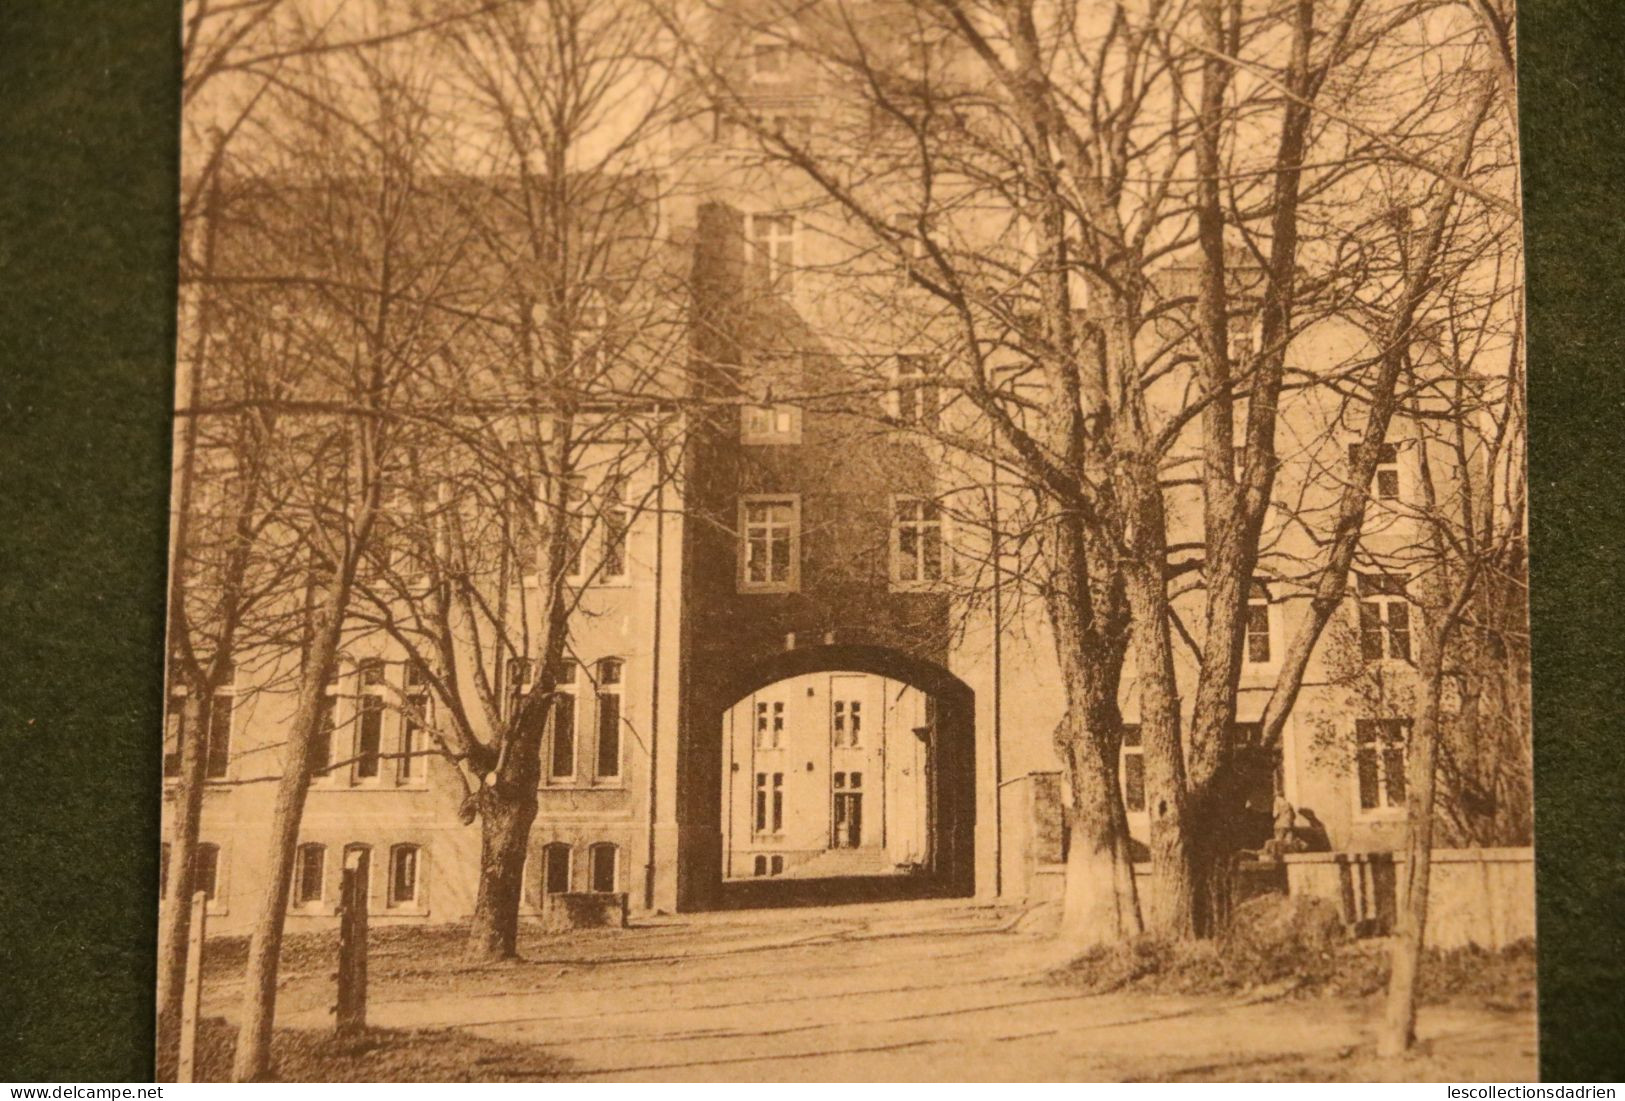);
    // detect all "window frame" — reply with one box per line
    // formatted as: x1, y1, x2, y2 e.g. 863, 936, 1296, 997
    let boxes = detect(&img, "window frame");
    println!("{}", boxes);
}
747, 212, 796, 288
352, 658, 387, 784
738, 494, 801, 594
1119, 724, 1146, 814
891, 353, 940, 428
541, 841, 573, 897
1242, 583, 1277, 670
1357, 573, 1413, 663
588, 842, 619, 894
748, 34, 791, 83
293, 842, 327, 911
740, 402, 803, 445
398, 660, 430, 787
546, 658, 580, 784
595, 476, 632, 586
592, 658, 625, 783
1354, 718, 1410, 816
1350, 440, 1402, 501
890, 495, 946, 589
387, 843, 422, 910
